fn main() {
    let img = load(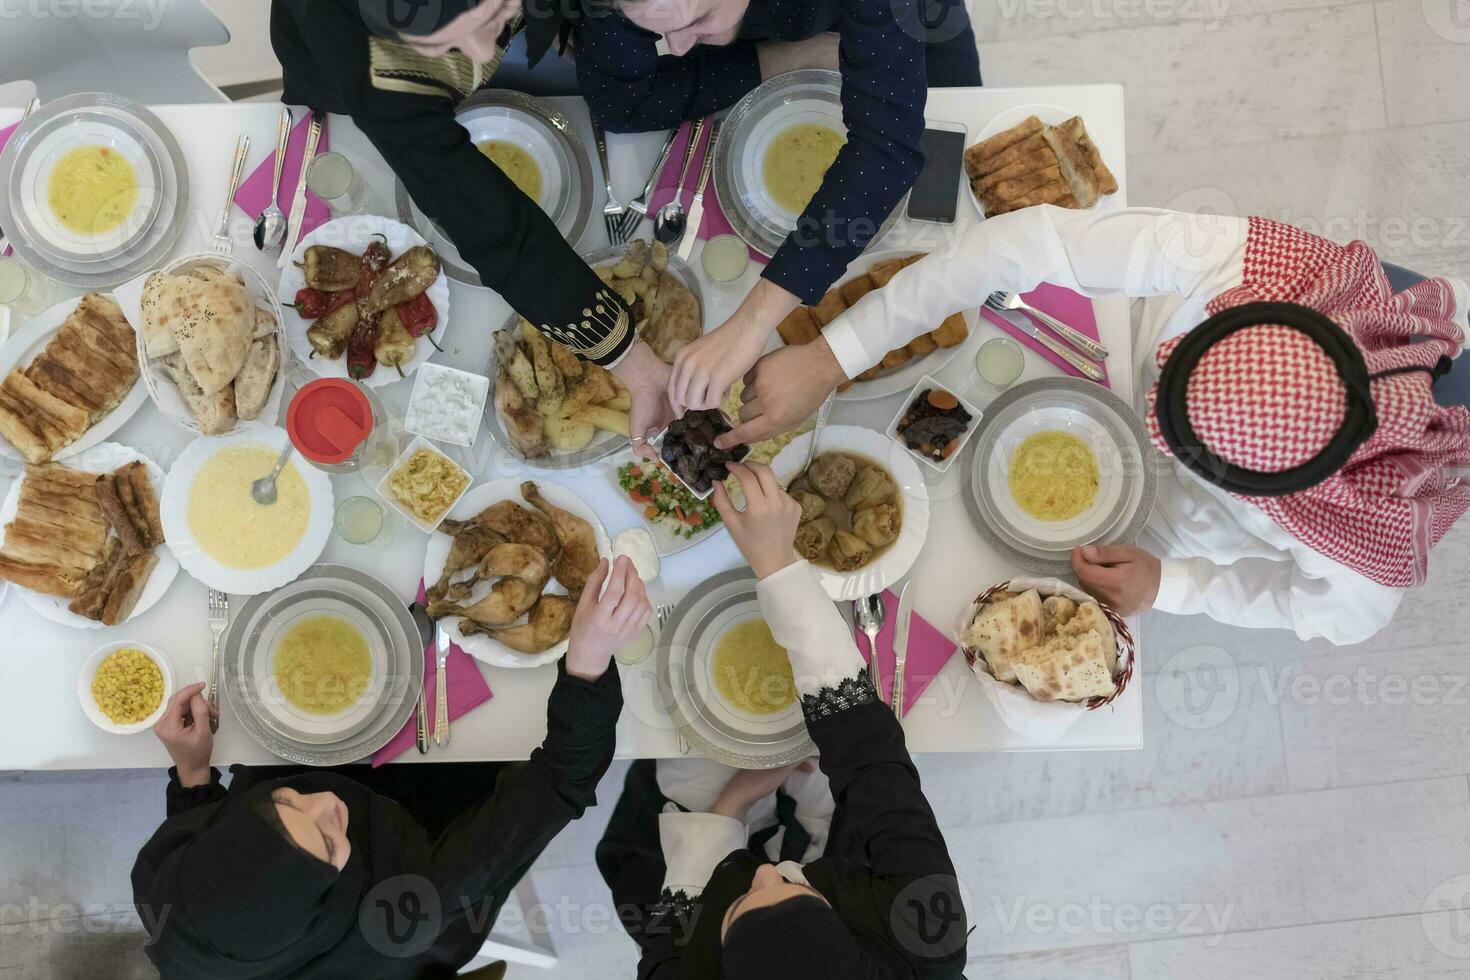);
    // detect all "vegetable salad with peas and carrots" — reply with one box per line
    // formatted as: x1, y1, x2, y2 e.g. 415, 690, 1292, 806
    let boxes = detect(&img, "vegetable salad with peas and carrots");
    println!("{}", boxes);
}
618, 460, 722, 540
